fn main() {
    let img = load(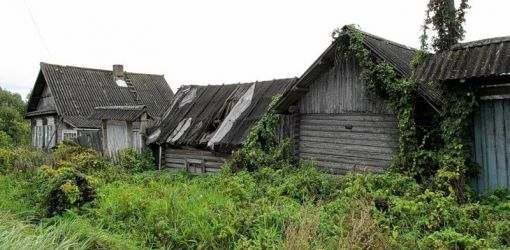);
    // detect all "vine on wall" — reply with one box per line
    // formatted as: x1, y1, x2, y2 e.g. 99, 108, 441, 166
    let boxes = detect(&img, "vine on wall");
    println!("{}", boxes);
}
342, 22, 478, 202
